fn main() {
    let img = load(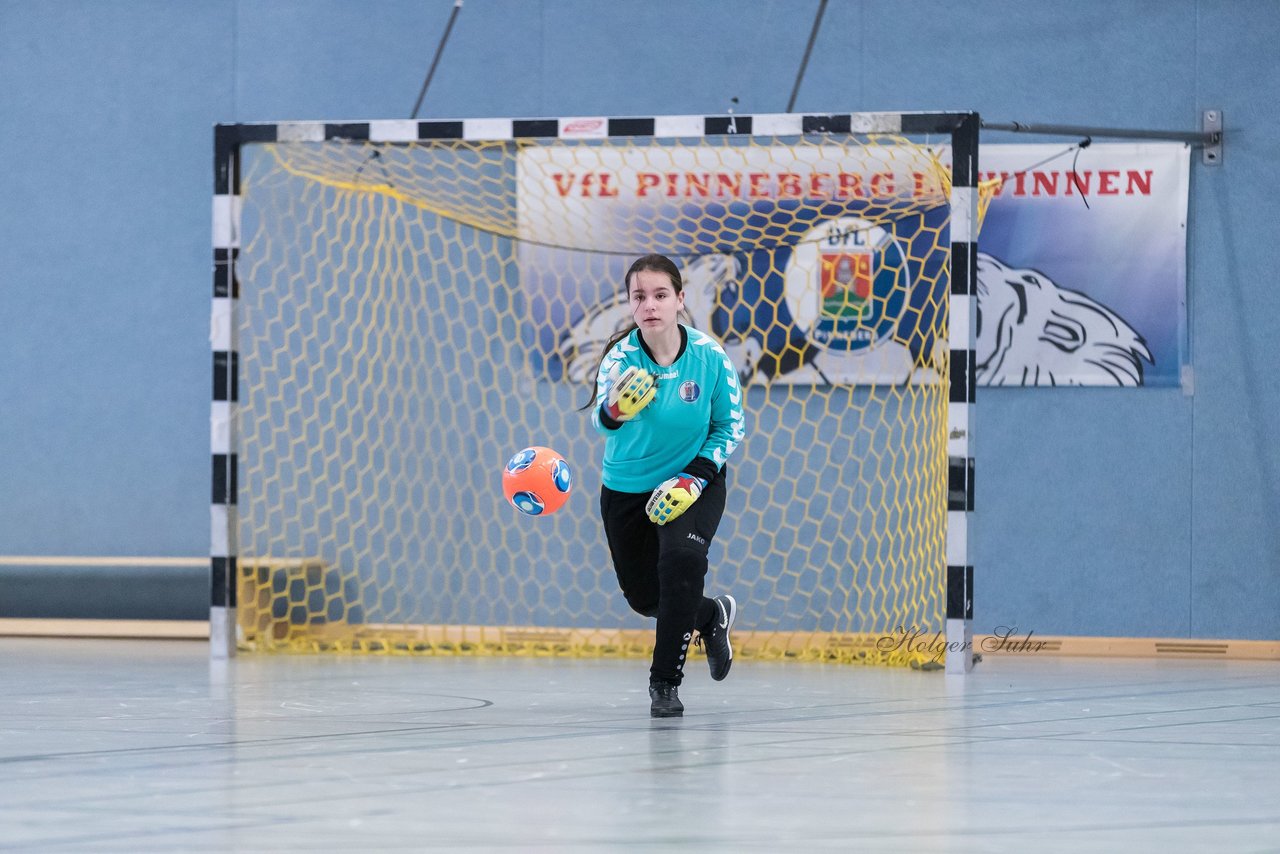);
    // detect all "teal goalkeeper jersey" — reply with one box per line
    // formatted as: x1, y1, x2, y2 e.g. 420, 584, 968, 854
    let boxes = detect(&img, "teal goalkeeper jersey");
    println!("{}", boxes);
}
592, 325, 747, 492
